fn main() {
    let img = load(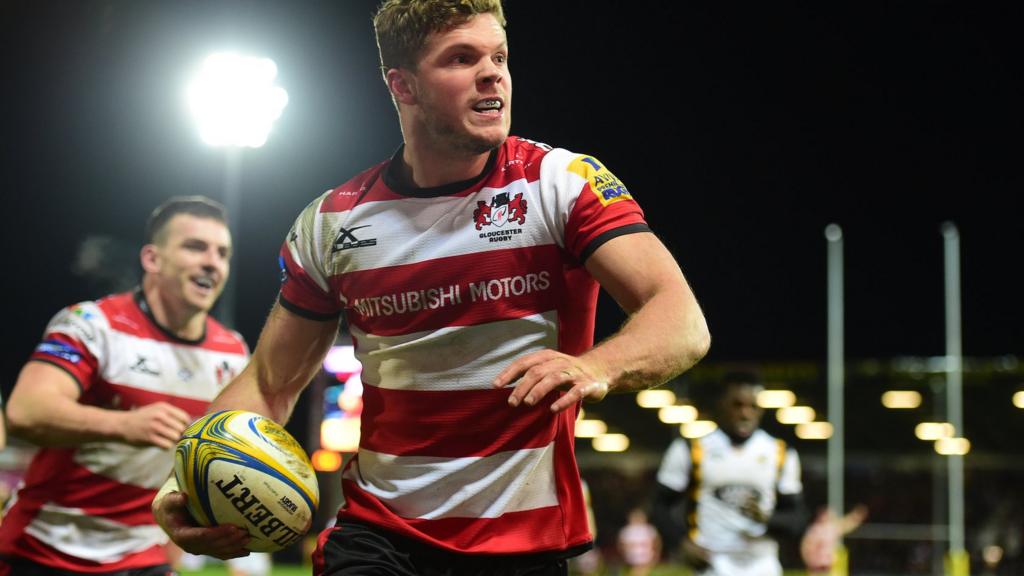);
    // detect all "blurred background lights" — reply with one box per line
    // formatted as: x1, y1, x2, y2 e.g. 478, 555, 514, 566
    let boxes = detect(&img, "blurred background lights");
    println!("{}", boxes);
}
636, 389, 676, 408
658, 405, 698, 424
575, 419, 608, 438
187, 52, 288, 148
324, 345, 361, 376
321, 417, 360, 453
776, 405, 816, 424
881, 390, 922, 409
796, 421, 833, 440
681, 420, 717, 438
915, 422, 955, 441
756, 389, 796, 408
311, 449, 342, 472
935, 437, 971, 456
1013, 390, 1024, 408
592, 433, 629, 452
